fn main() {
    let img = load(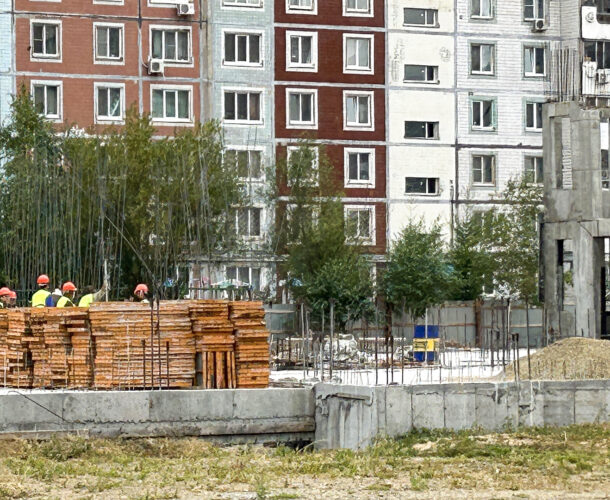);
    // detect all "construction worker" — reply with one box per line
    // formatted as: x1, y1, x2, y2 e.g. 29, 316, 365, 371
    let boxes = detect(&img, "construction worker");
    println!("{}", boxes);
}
8, 290, 17, 308
56, 282, 77, 308
45, 288, 63, 307
78, 282, 108, 308
0, 287, 11, 308
134, 283, 149, 304
31, 274, 51, 307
